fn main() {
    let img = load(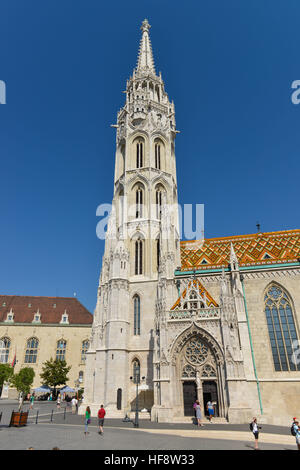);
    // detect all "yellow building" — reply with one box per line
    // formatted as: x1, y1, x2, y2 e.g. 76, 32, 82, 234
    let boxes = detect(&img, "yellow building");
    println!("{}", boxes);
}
0, 295, 92, 398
